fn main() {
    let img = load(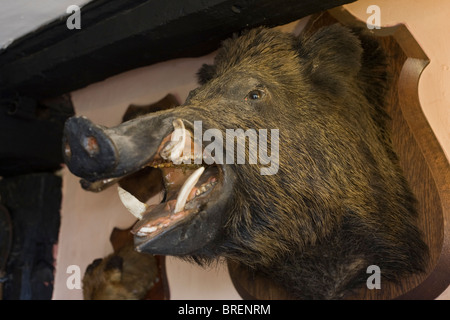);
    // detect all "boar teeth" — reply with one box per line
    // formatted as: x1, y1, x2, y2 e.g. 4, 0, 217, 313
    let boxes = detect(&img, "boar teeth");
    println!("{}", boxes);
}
139, 226, 158, 234
174, 166, 205, 213
160, 119, 187, 164
117, 186, 148, 220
